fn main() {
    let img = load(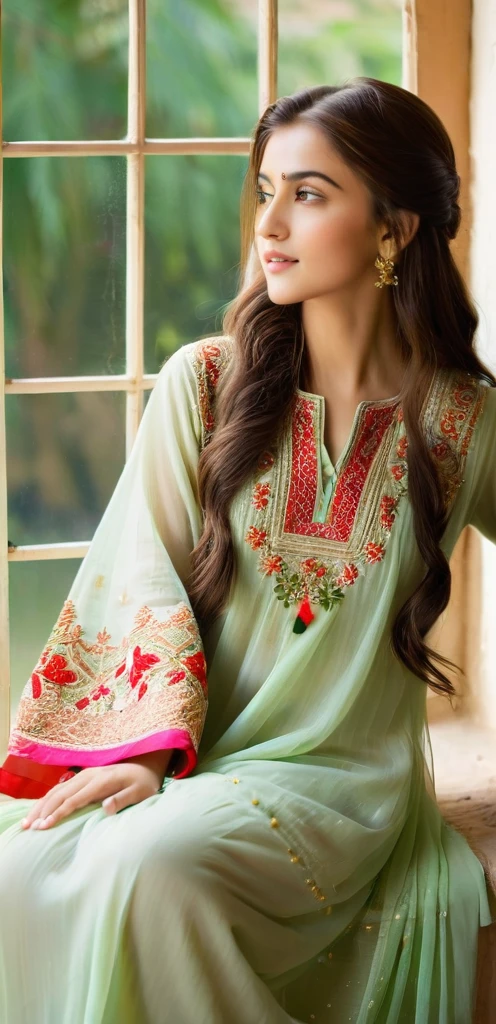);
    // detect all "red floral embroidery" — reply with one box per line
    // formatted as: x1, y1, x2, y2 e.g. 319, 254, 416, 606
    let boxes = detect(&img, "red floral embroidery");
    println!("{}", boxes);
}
12, 601, 208, 757
252, 482, 271, 509
364, 542, 385, 563
396, 435, 408, 458
181, 652, 208, 692
31, 674, 42, 700
115, 645, 161, 689
440, 381, 476, 442
91, 684, 111, 701
192, 338, 233, 443
261, 554, 284, 575
33, 652, 78, 688
166, 670, 187, 686
245, 526, 267, 549
335, 564, 359, 587
379, 495, 398, 530
302, 558, 318, 573
192, 338, 485, 626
